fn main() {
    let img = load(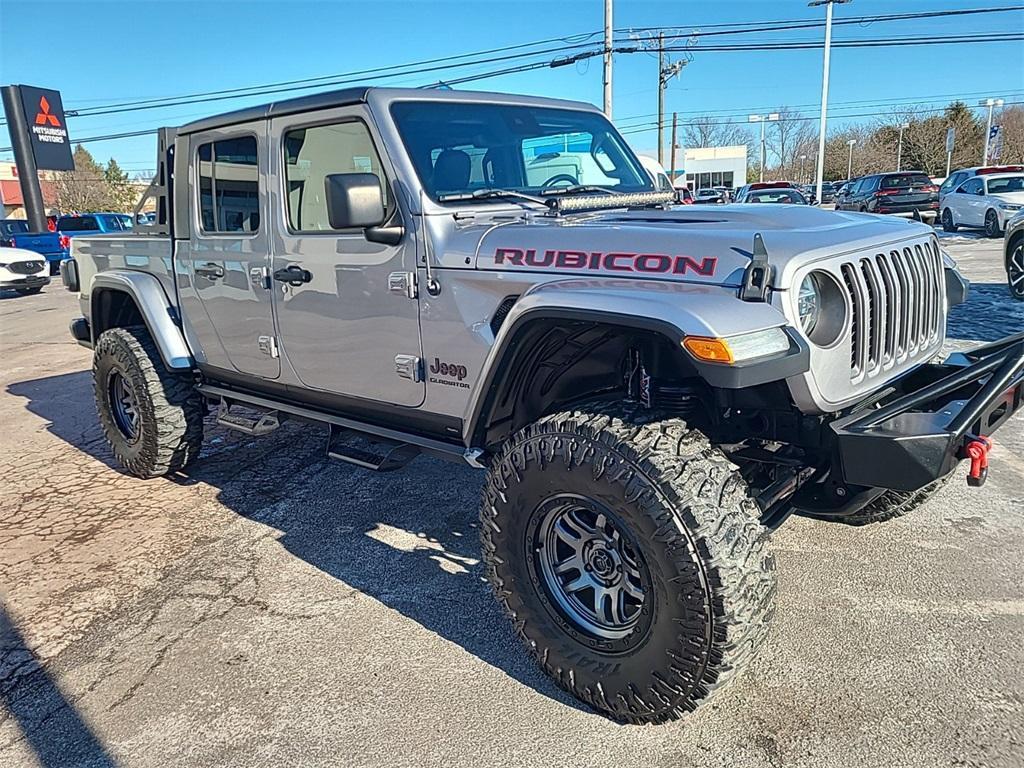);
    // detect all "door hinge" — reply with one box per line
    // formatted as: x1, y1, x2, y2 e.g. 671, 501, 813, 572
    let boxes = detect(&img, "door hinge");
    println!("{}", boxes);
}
258, 335, 279, 358
249, 266, 271, 290
394, 354, 423, 382
388, 271, 418, 299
